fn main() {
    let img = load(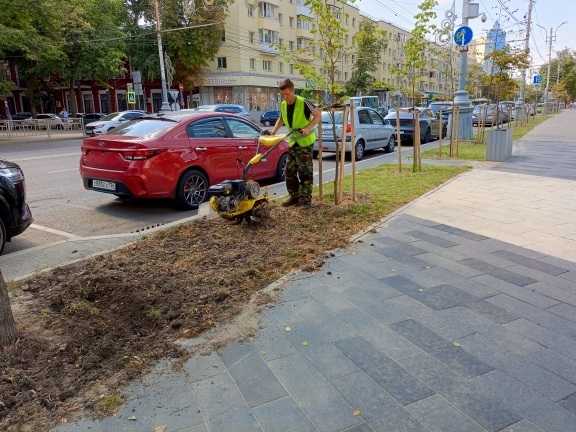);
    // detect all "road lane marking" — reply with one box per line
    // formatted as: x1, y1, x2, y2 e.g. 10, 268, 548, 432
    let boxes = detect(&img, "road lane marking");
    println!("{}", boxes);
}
30, 224, 82, 240
47, 168, 78, 174
12, 152, 80, 162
